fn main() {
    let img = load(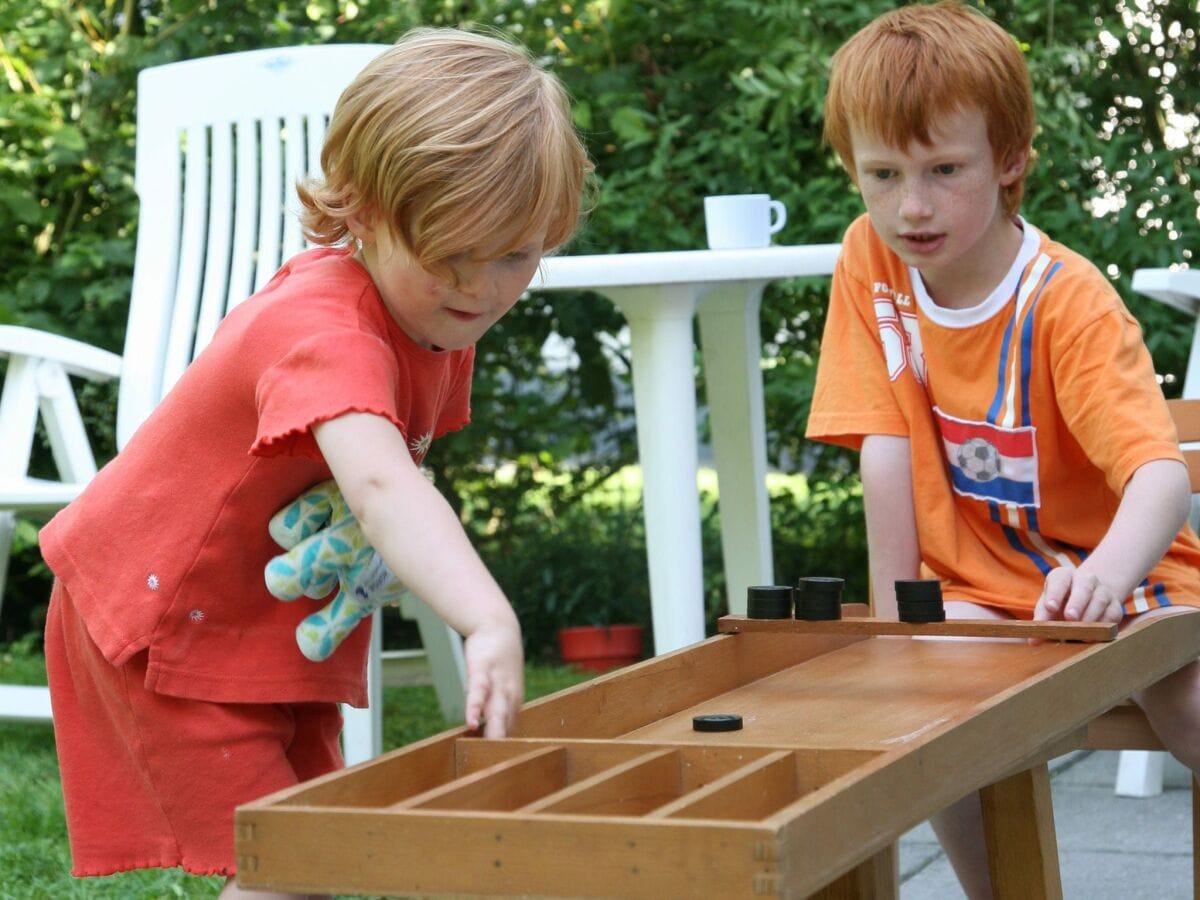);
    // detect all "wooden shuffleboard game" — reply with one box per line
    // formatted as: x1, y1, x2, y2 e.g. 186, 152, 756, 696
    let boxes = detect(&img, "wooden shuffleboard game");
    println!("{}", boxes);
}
235, 607, 1200, 899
